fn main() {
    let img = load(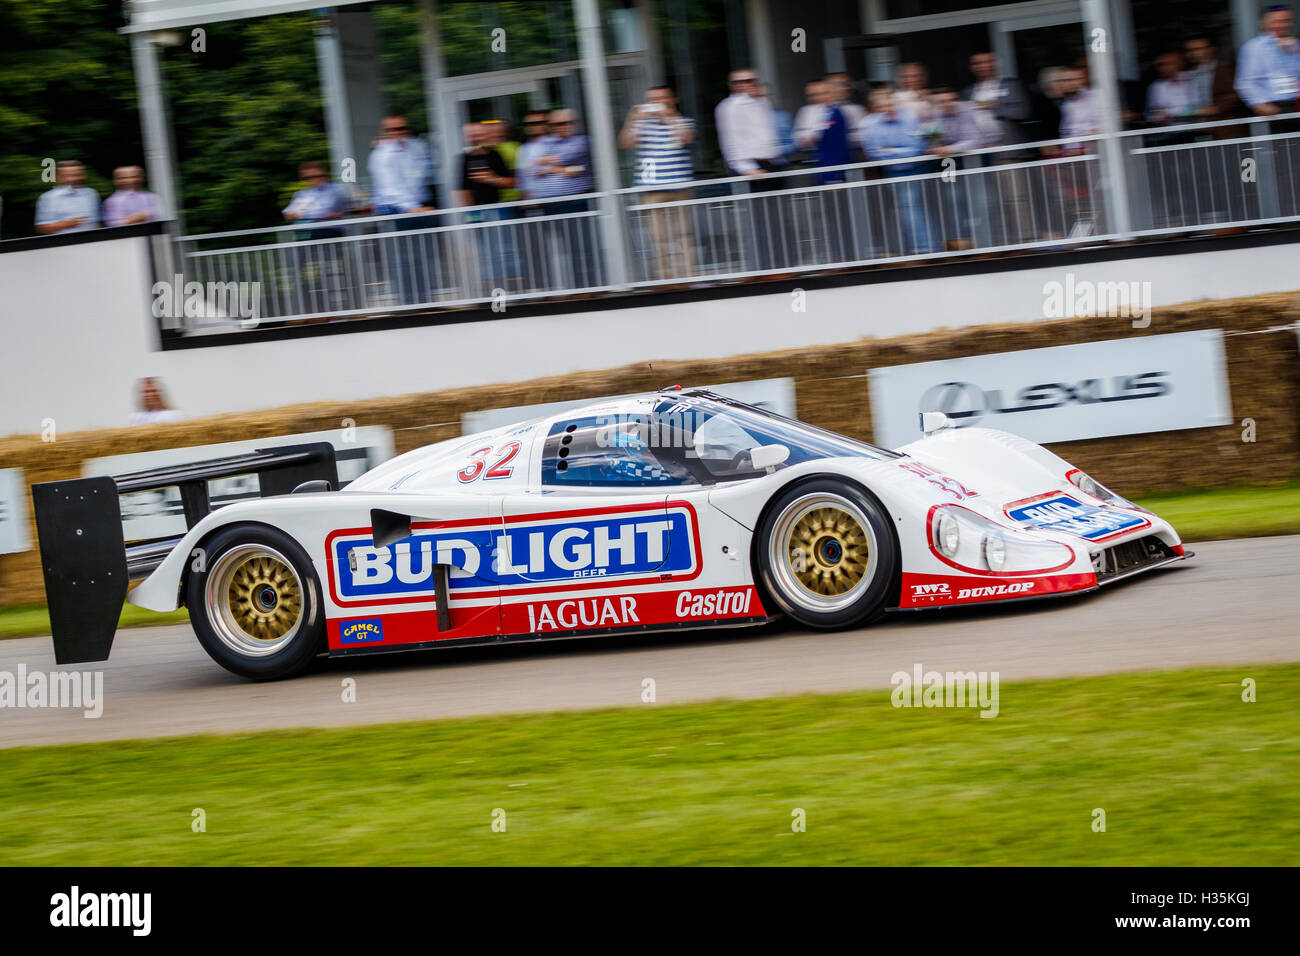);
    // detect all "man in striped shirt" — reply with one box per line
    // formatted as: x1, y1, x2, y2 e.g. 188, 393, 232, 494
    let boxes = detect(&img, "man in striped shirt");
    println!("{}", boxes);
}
619, 85, 697, 281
